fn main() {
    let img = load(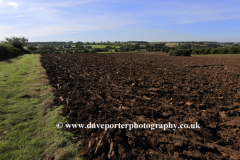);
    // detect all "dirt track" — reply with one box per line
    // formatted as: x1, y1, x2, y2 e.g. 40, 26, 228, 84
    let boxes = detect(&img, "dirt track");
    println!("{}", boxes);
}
40, 53, 240, 160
